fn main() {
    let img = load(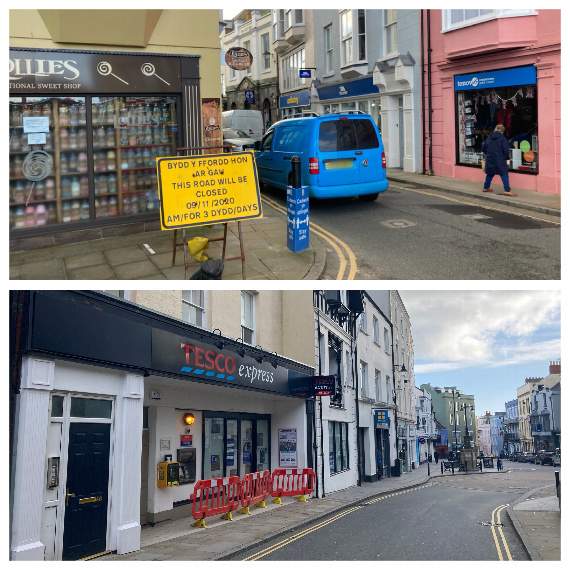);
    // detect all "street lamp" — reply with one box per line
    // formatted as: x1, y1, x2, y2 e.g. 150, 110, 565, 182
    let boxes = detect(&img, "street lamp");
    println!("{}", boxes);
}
451, 389, 459, 457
